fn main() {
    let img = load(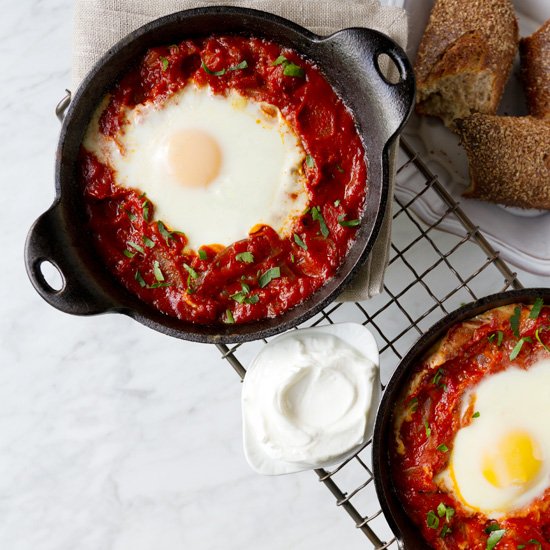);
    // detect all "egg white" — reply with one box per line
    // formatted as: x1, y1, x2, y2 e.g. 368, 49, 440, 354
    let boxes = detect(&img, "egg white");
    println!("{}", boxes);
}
83, 85, 309, 249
